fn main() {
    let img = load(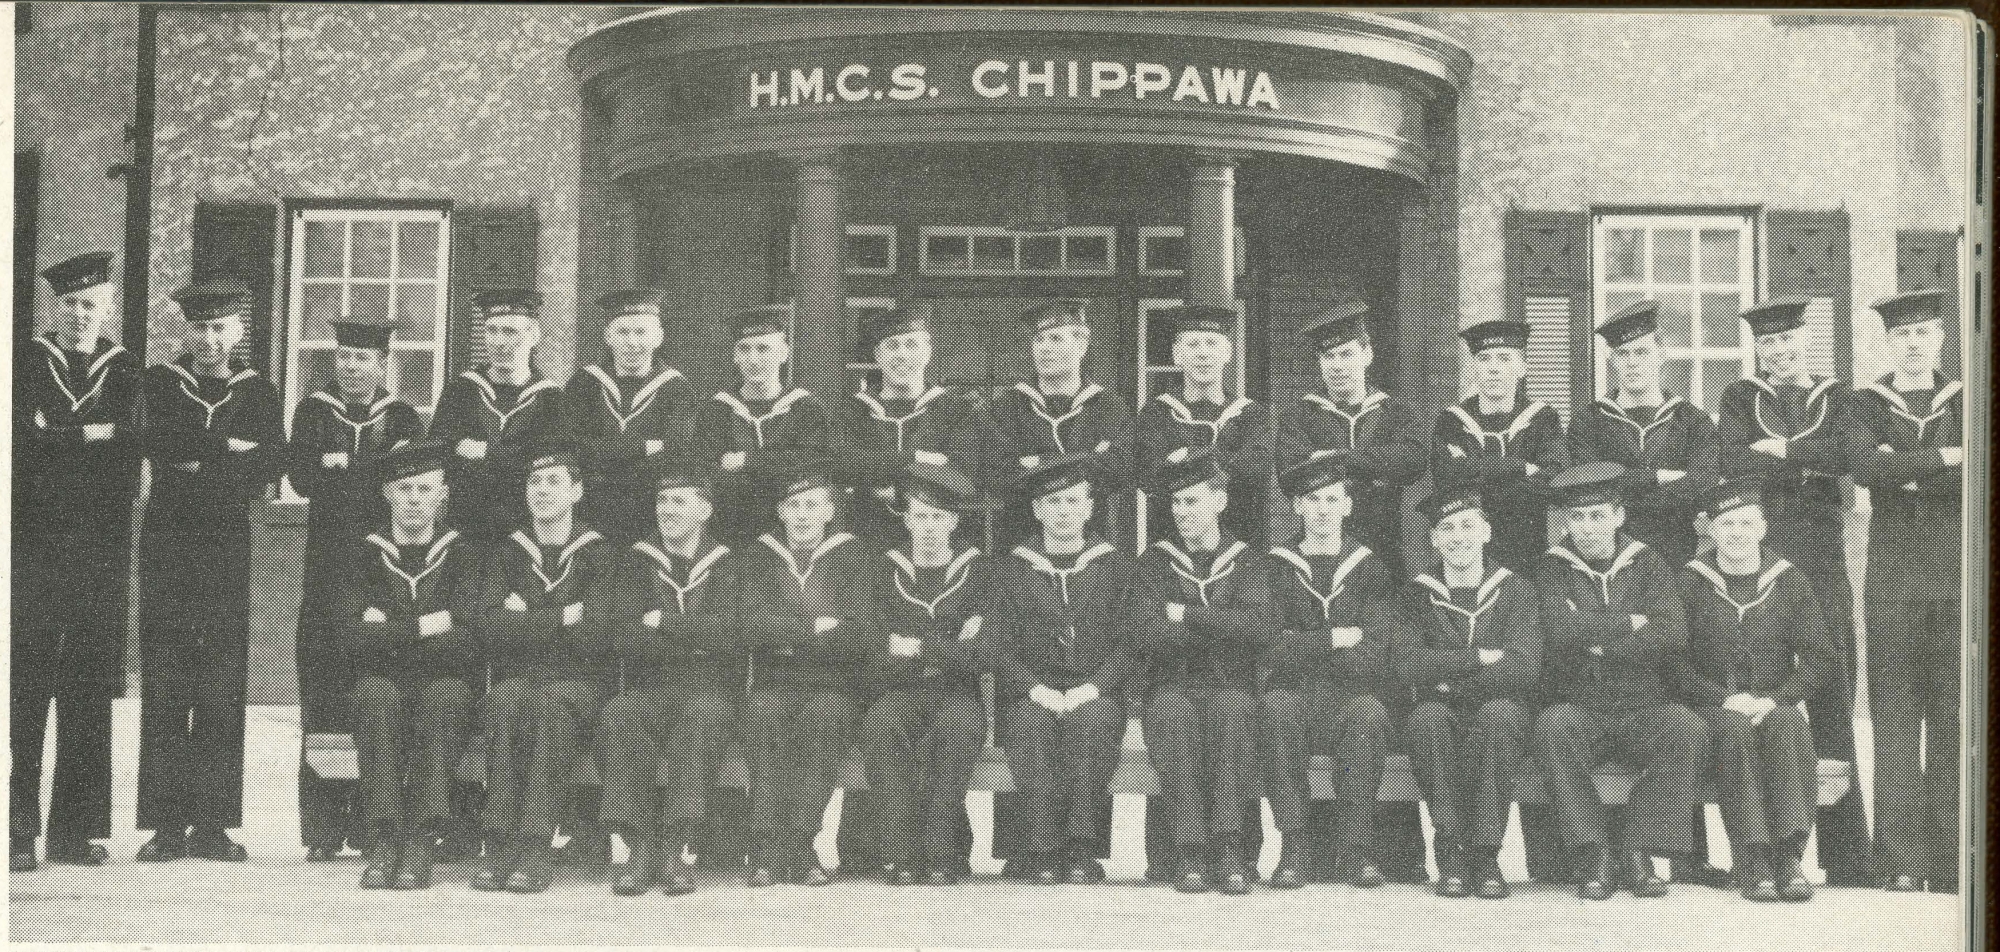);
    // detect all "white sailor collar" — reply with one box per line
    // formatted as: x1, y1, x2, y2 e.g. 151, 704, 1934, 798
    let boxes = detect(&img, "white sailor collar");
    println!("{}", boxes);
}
715, 387, 812, 420
1155, 392, 1253, 430
855, 386, 949, 421
1270, 543, 1372, 586
511, 527, 604, 591
585, 362, 683, 408
1013, 380, 1104, 411
1302, 388, 1389, 416
1012, 539, 1117, 576
1863, 374, 1962, 417
758, 531, 855, 583
1412, 565, 1513, 605
309, 387, 398, 420
170, 359, 259, 389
